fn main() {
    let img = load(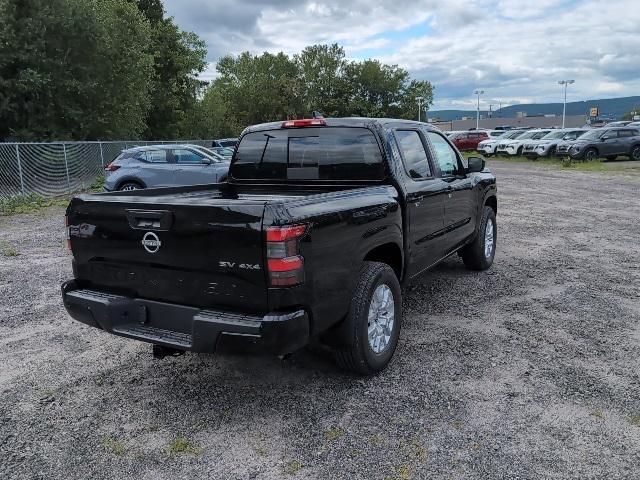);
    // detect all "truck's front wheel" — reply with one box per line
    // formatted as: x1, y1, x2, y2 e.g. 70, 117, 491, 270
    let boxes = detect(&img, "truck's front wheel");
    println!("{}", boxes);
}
333, 262, 402, 375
